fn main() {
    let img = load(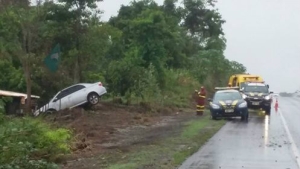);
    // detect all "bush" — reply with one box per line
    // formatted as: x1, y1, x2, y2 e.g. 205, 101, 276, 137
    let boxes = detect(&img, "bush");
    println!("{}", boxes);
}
124, 67, 200, 109
161, 69, 200, 108
0, 99, 5, 123
0, 117, 71, 169
129, 63, 162, 105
